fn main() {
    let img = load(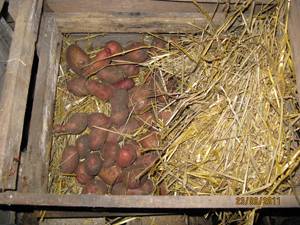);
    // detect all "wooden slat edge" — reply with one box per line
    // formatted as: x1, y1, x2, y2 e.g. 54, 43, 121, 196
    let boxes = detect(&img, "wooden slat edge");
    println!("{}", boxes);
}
0, 193, 298, 208
18, 15, 62, 193
288, 0, 300, 103
0, 0, 43, 190
53, 12, 225, 33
